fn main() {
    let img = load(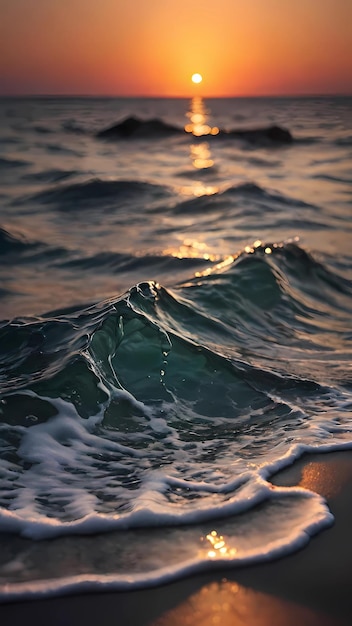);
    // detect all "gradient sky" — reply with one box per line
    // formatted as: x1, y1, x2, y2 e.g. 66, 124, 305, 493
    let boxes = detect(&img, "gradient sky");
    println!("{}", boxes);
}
1, 0, 351, 96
